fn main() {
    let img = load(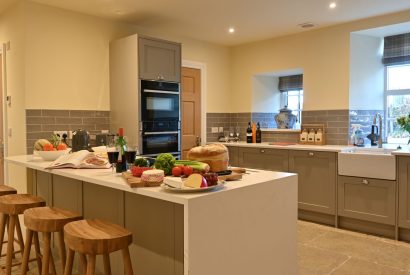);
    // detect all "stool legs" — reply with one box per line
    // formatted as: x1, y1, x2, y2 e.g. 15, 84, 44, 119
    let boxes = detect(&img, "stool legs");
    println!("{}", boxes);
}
41, 232, 51, 275
58, 231, 67, 270
0, 213, 8, 257
79, 253, 87, 274
122, 247, 133, 275
20, 229, 33, 274
33, 232, 42, 273
5, 215, 16, 274
103, 253, 111, 275
15, 218, 25, 256
86, 254, 96, 275
64, 248, 74, 275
